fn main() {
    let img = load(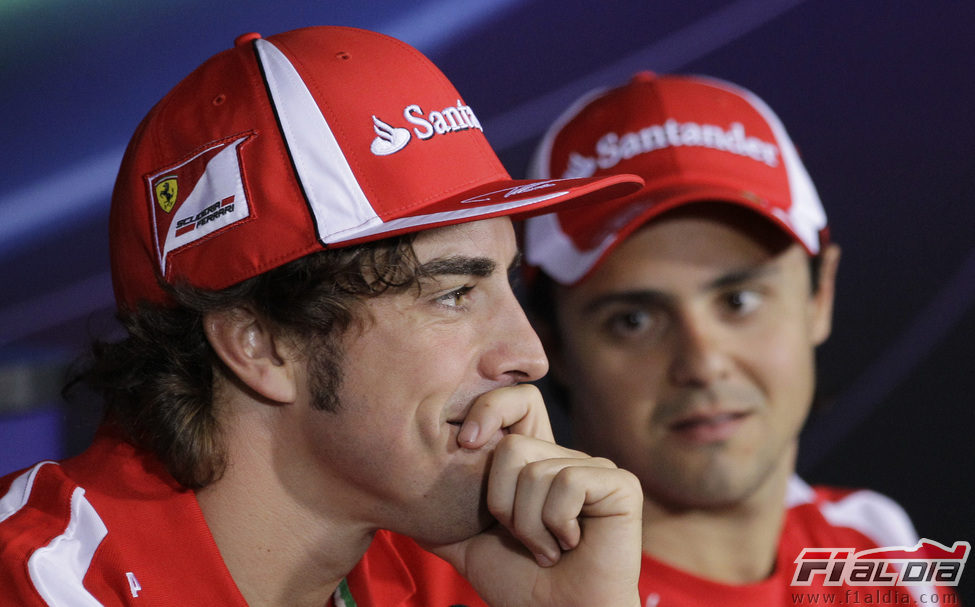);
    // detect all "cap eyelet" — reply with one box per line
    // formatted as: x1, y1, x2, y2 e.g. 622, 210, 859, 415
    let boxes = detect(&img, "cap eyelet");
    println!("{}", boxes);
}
234, 32, 262, 47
